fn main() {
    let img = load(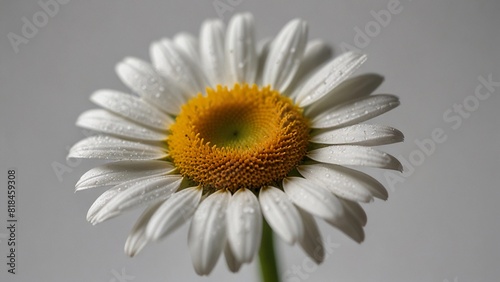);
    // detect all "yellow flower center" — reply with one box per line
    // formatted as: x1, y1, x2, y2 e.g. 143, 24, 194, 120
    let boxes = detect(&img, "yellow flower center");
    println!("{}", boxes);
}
168, 84, 309, 192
